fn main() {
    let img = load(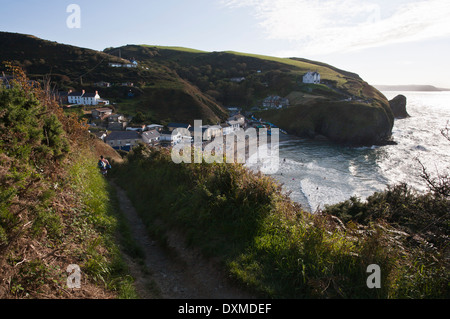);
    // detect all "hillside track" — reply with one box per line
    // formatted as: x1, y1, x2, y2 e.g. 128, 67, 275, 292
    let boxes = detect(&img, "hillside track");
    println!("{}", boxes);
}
111, 182, 254, 299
